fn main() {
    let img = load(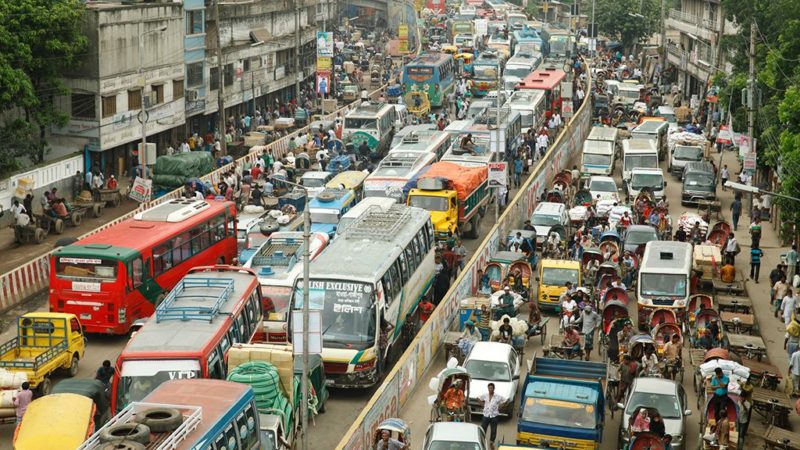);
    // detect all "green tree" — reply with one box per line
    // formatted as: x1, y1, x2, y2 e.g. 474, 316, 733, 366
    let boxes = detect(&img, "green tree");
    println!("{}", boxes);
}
0, 0, 87, 166
581, 0, 660, 51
